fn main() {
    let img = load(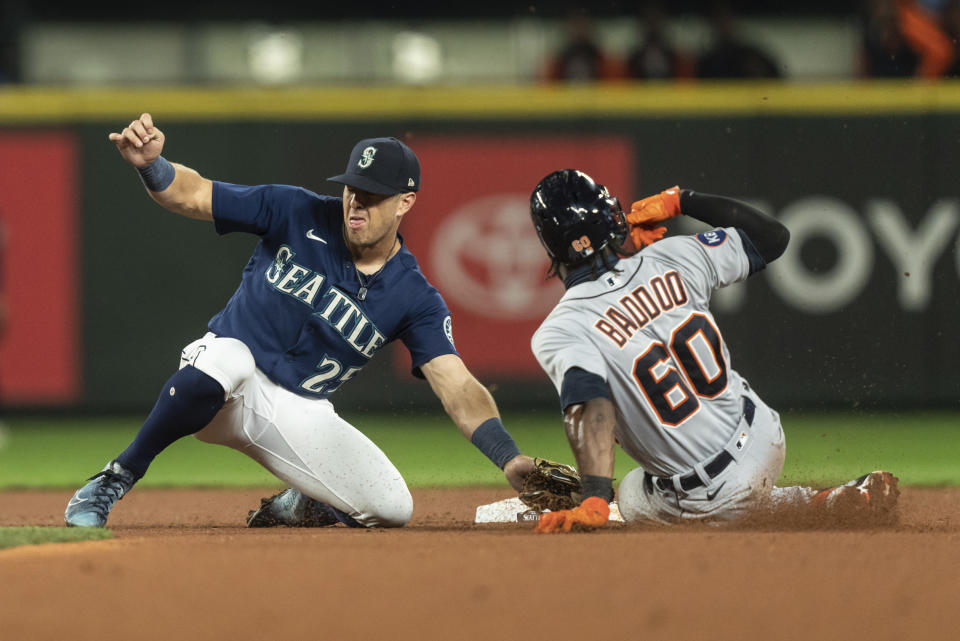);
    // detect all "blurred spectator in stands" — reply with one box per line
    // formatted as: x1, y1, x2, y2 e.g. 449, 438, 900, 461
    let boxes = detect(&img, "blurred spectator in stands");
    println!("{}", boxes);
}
696, 3, 782, 79
942, 0, 960, 76
894, 0, 953, 76
625, 2, 692, 80
545, 12, 621, 83
860, 0, 953, 77
860, 0, 919, 76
